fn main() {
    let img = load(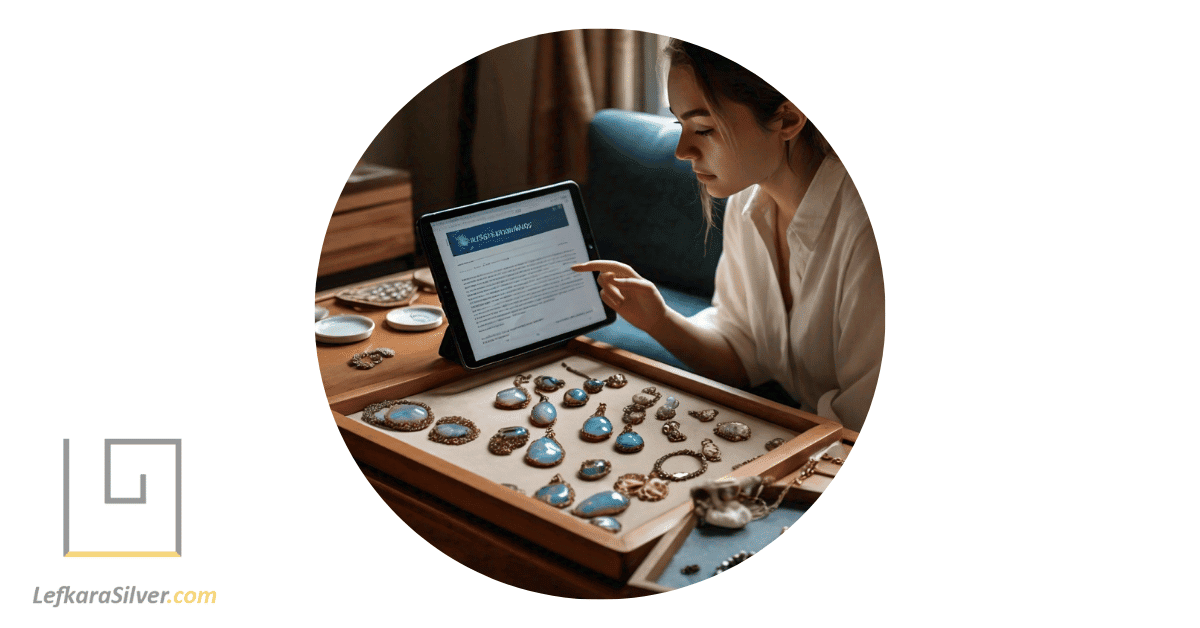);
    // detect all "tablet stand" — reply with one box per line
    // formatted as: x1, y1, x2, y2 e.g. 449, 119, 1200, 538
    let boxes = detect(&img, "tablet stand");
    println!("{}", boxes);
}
438, 326, 570, 370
